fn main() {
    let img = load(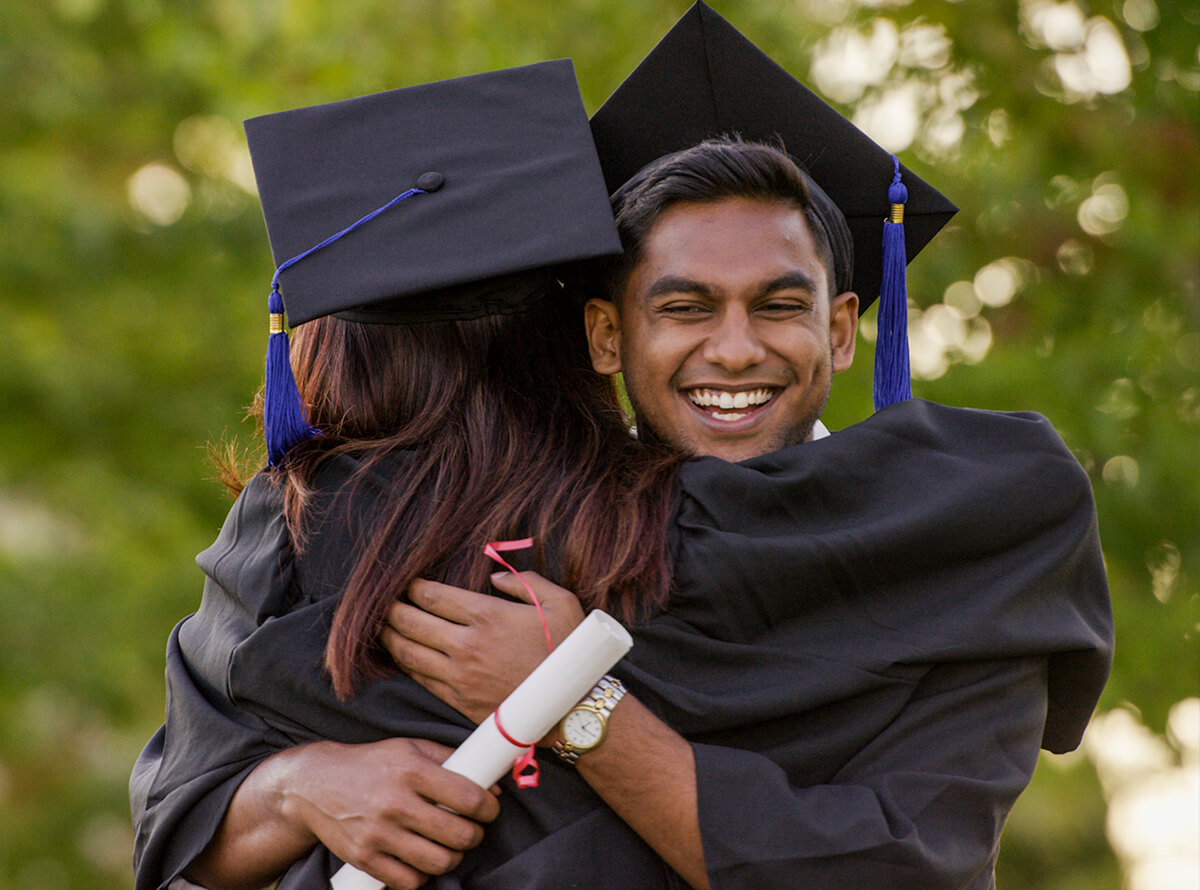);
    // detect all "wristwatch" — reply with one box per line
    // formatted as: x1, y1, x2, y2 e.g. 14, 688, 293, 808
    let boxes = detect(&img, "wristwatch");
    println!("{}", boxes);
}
553, 675, 626, 766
